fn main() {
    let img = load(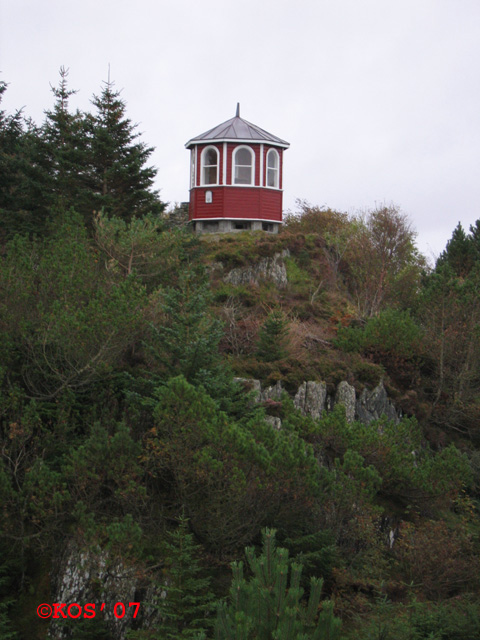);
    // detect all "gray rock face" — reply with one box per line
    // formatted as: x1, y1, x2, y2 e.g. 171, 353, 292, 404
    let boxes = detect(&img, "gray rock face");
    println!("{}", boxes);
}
335, 381, 356, 423
259, 380, 284, 403
355, 381, 400, 424
294, 381, 327, 420
224, 249, 290, 288
234, 377, 401, 428
48, 543, 138, 640
264, 415, 282, 430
